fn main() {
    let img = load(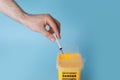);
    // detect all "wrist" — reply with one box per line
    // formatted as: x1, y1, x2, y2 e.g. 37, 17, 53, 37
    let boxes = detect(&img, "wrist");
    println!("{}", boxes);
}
18, 12, 31, 26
